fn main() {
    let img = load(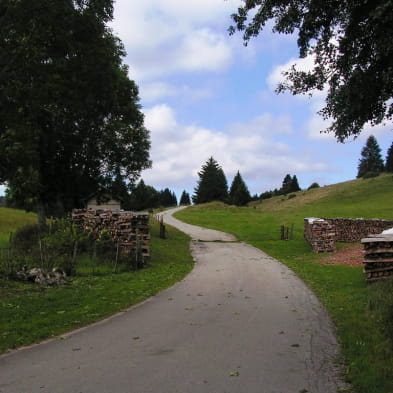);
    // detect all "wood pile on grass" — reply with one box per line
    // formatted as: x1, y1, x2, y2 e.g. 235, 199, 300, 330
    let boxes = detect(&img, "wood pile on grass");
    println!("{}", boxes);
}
304, 218, 336, 253
361, 234, 393, 283
327, 218, 393, 242
72, 209, 150, 259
